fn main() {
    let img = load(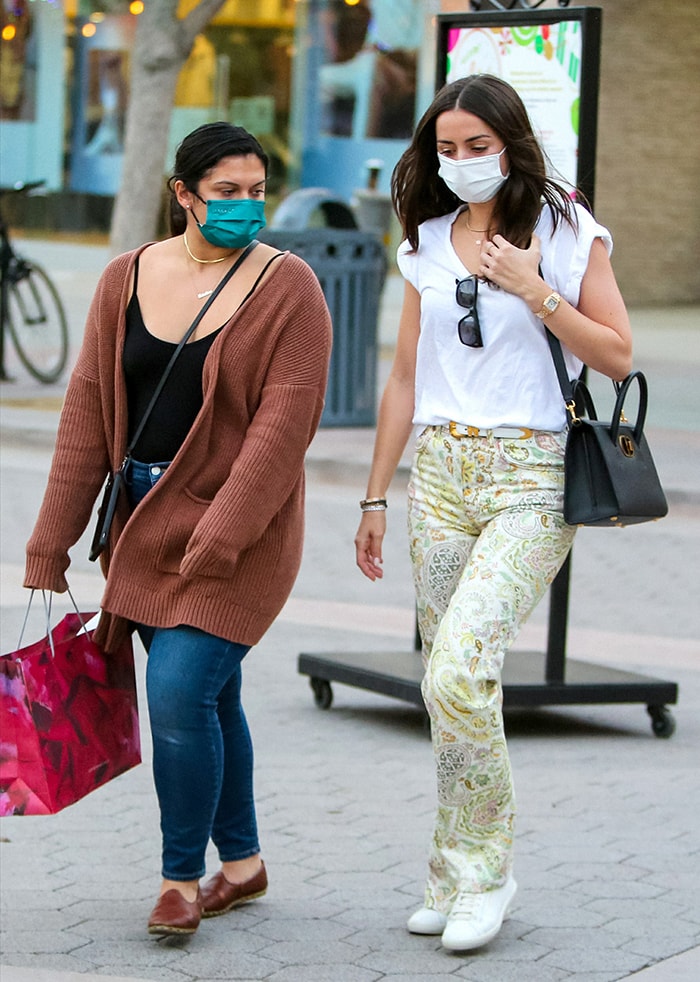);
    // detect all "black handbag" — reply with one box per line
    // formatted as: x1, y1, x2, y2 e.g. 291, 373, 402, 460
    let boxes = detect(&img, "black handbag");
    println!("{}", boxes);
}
546, 331, 668, 528
89, 240, 259, 561
89, 465, 127, 561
